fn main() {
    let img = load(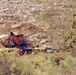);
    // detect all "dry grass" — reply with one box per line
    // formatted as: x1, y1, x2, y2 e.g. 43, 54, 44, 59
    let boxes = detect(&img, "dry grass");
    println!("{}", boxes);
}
0, 50, 75, 75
